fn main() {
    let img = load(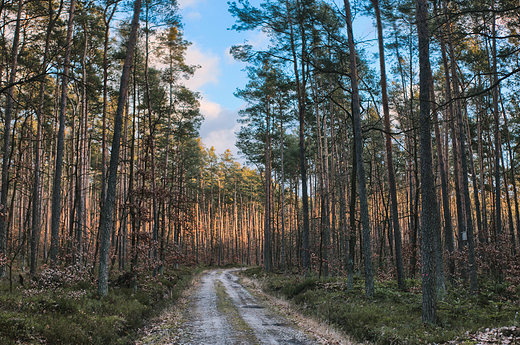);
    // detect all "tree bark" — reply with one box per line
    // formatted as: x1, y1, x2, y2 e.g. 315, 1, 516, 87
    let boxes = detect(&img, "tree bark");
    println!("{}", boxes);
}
446, 8, 478, 294
98, 0, 142, 297
31, 0, 62, 275
101, 0, 118, 223
264, 105, 272, 272
492, 0, 502, 237
344, 0, 374, 298
438, 0, 458, 277
372, 0, 405, 290
50, 0, 76, 266
286, 0, 310, 274
347, 138, 356, 291
416, 0, 438, 323
0, 0, 23, 276
429, 71, 446, 298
